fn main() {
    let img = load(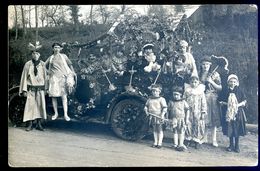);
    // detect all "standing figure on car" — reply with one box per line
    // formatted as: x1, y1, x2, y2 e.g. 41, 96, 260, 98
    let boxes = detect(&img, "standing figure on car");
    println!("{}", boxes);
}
45, 43, 76, 121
